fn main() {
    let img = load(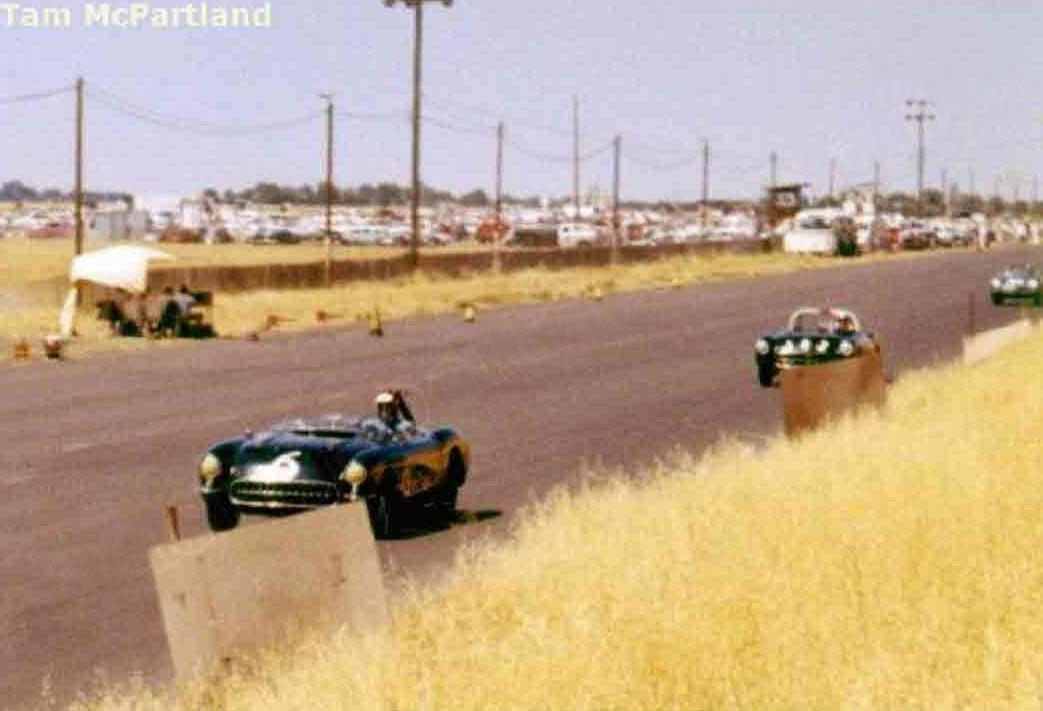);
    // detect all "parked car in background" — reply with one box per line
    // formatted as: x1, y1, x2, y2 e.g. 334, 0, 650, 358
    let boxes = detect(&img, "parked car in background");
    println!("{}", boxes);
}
557, 222, 600, 248
899, 221, 936, 250
782, 209, 841, 254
